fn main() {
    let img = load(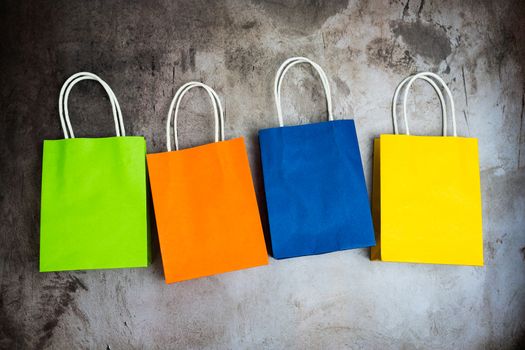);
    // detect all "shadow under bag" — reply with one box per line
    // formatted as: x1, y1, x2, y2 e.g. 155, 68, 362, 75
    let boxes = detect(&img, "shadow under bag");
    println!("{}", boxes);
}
40, 72, 150, 272
371, 72, 483, 266
259, 57, 375, 259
